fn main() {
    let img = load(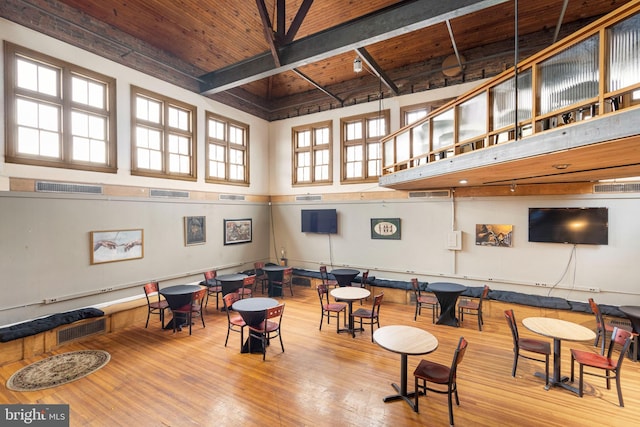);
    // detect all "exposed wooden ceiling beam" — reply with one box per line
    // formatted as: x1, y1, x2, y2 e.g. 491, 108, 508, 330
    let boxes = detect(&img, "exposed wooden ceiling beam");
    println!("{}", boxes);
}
199, 0, 510, 95
355, 47, 399, 96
